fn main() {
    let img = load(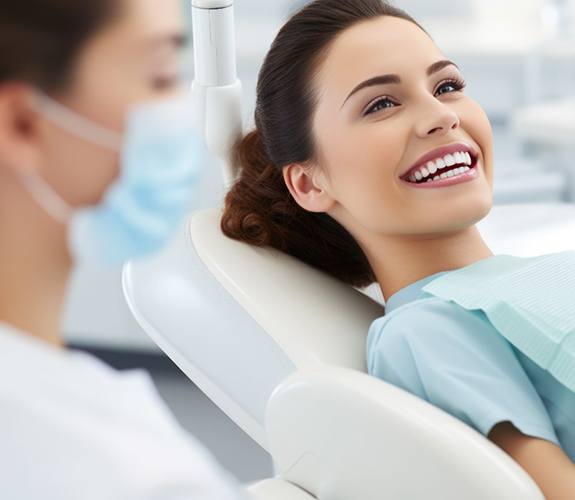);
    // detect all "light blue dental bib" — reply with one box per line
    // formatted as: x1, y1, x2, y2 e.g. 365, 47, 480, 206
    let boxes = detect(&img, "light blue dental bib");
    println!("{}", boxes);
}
420, 251, 575, 393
